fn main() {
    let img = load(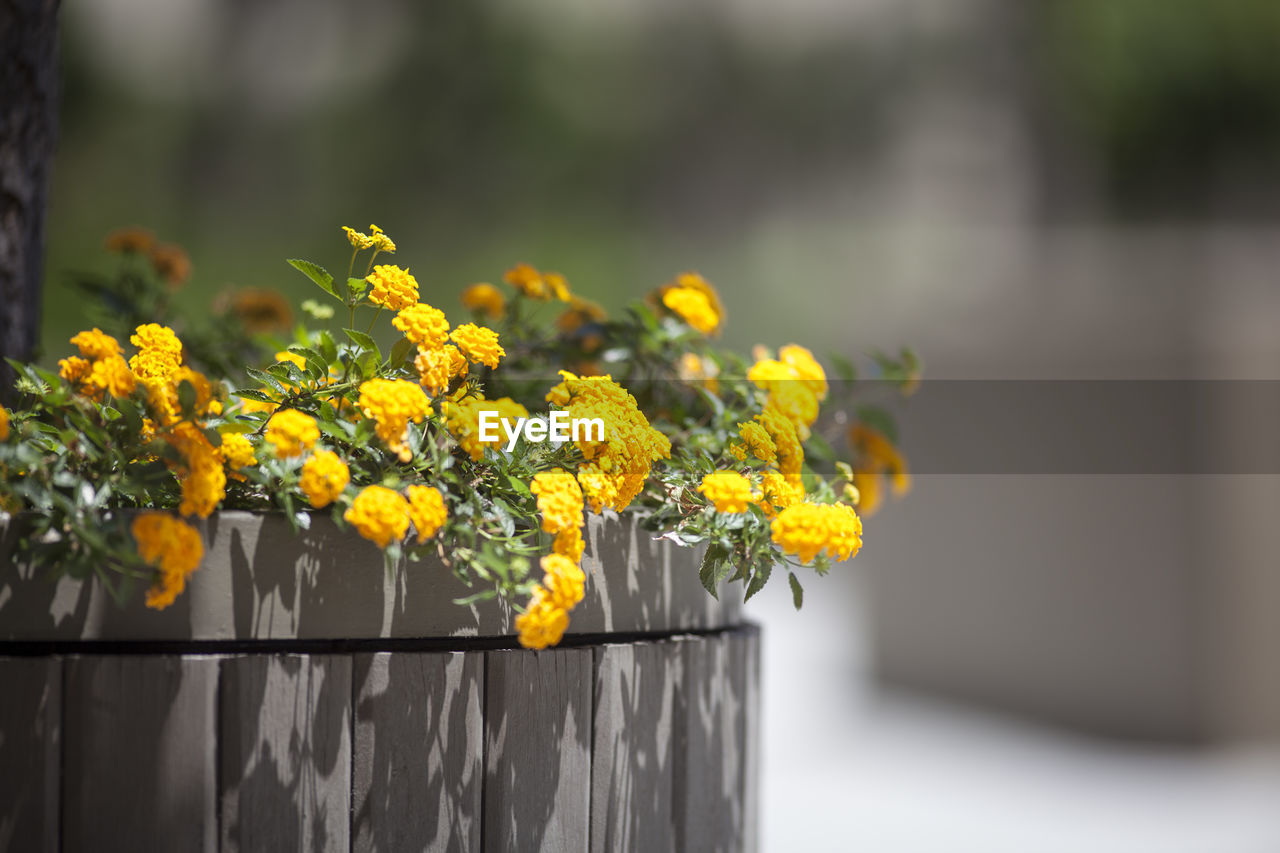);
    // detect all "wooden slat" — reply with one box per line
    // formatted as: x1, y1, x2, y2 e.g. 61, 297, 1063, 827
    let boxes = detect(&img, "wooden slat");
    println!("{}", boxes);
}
590, 641, 681, 853
734, 627, 762, 853
62, 655, 219, 852
219, 654, 351, 852
0, 657, 60, 852
484, 648, 593, 853
352, 651, 484, 853
674, 633, 747, 853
